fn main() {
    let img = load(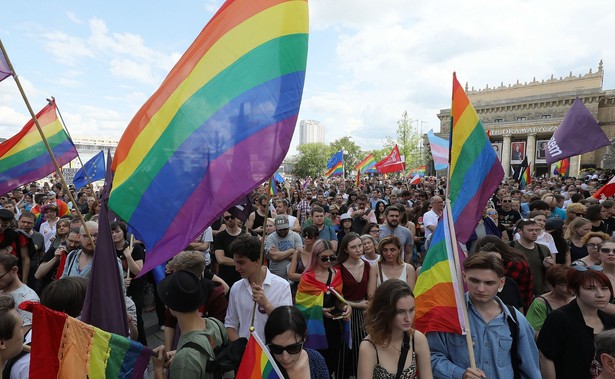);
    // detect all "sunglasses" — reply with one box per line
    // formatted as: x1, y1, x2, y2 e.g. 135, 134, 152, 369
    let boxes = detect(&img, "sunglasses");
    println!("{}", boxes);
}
572, 212, 585, 216
303, 234, 316, 239
573, 265, 604, 272
502, 200, 512, 203
319, 255, 337, 263
224, 216, 235, 220
268, 342, 303, 355
600, 248, 615, 255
